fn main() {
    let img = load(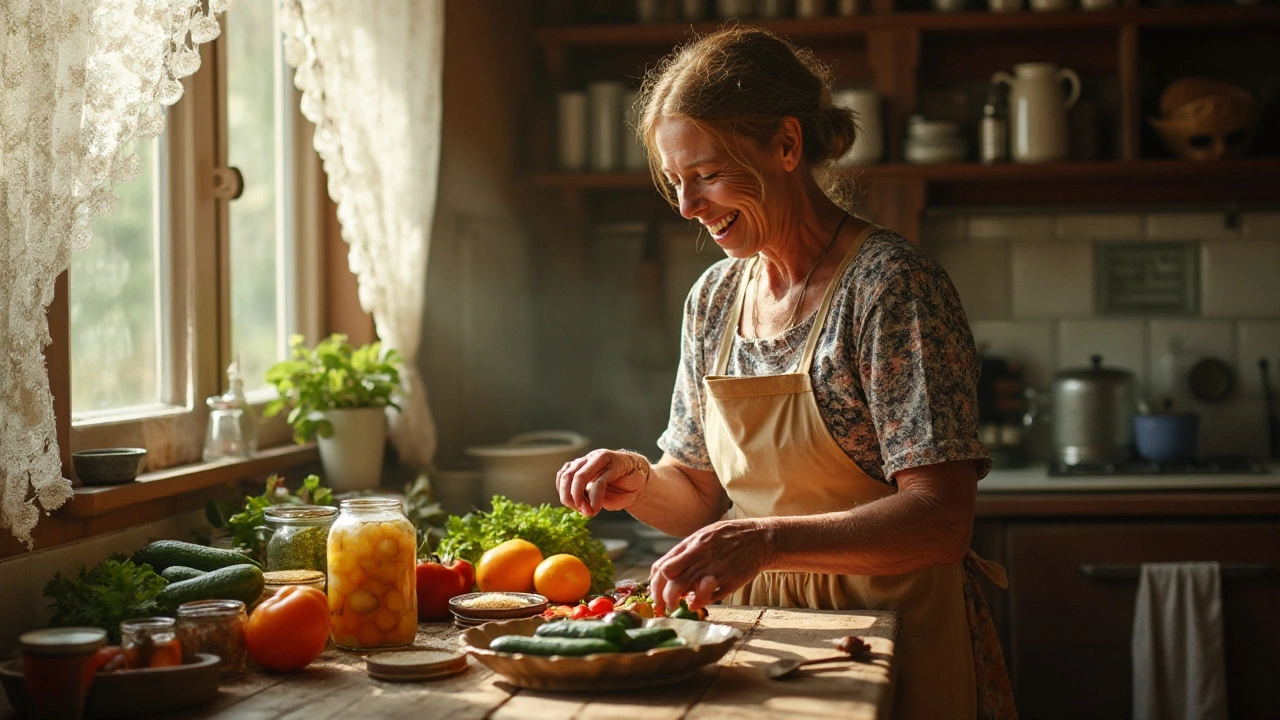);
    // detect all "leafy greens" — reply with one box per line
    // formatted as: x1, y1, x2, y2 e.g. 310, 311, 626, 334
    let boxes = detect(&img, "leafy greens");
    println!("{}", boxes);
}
437, 496, 614, 593
205, 473, 334, 564
43, 556, 169, 643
